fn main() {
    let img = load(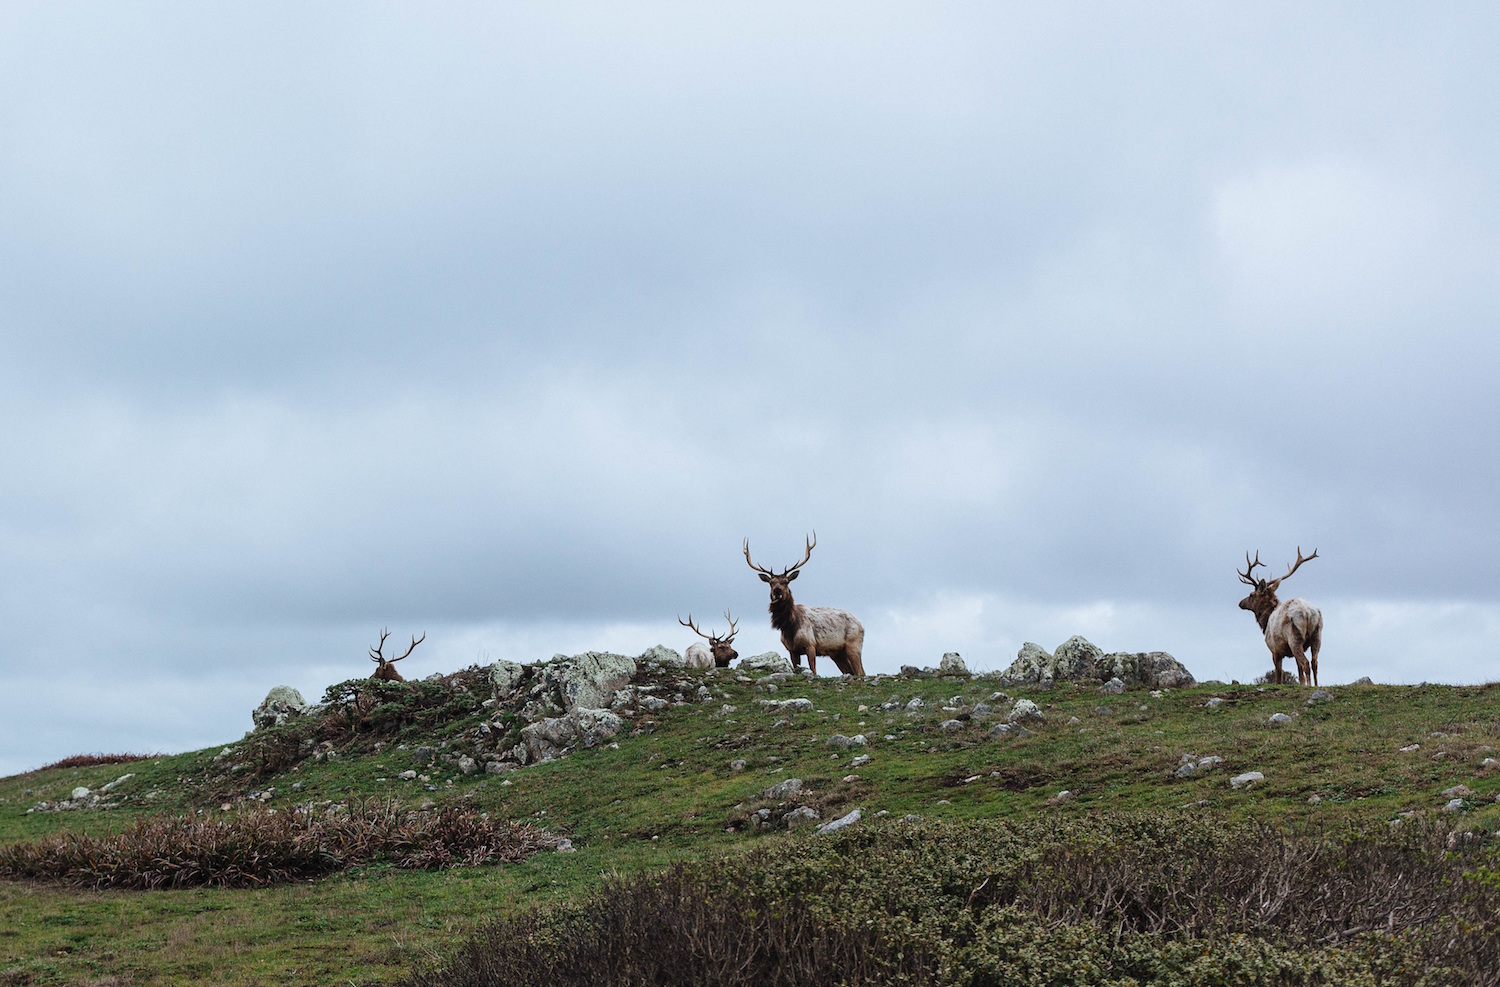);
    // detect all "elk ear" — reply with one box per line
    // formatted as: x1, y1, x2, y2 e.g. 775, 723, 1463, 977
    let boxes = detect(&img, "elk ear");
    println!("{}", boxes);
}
786, 570, 798, 582
759, 573, 771, 583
